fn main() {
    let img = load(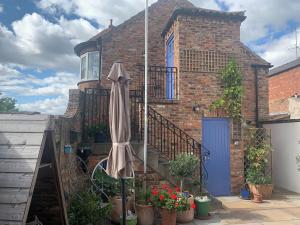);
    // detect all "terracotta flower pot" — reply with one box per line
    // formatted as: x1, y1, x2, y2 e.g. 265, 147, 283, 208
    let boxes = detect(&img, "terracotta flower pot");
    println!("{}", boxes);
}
248, 183, 273, 199
252, 193, 263, 203
176, 196, 194, 223
136, 204, 154, 225
111, 197, 133, 223
161, 208, 176, 225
